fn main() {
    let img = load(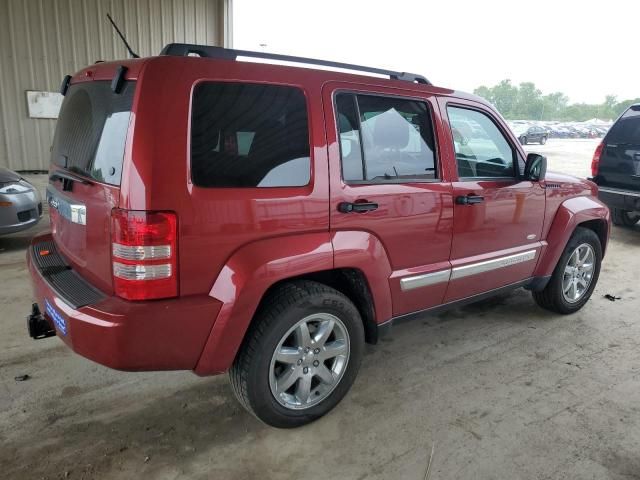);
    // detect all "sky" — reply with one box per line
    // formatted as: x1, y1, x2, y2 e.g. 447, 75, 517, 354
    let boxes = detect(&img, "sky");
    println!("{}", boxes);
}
233, 0, 639, 104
